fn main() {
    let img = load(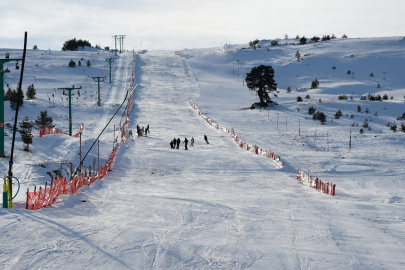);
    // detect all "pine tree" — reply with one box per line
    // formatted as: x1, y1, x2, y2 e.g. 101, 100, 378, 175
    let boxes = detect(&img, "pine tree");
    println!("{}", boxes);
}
295, 50, 301, 61
245, 65, 277, 107
310, 78, 319, 89
78, 60, 82, 66
68, 60, 76, 67
26, 84, 36, 100
35, 110, 55, 130
300, 36, 307, 45
9, 86, 24, 110
18, 116, 34, 151
86, 60, 91, 67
